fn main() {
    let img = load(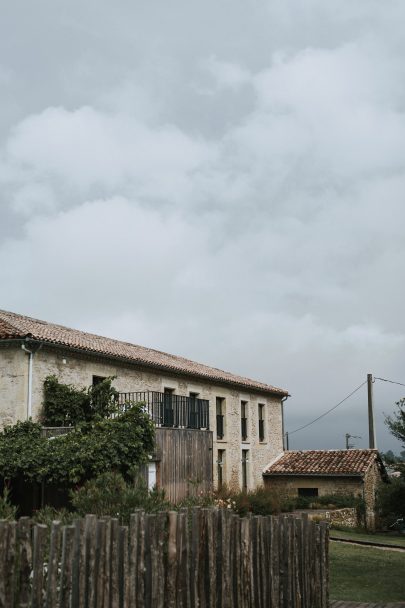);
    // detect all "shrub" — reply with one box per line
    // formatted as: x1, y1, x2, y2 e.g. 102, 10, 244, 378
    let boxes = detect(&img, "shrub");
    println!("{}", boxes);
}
0, 486, 17, 520
213, 485, 287, 517
42, 375, 119, 427
32, 506, 75, 527
376, 478, 405, 525
0, 404, 155, 486
70, 471, 170, 524
245, 487, 283, 516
